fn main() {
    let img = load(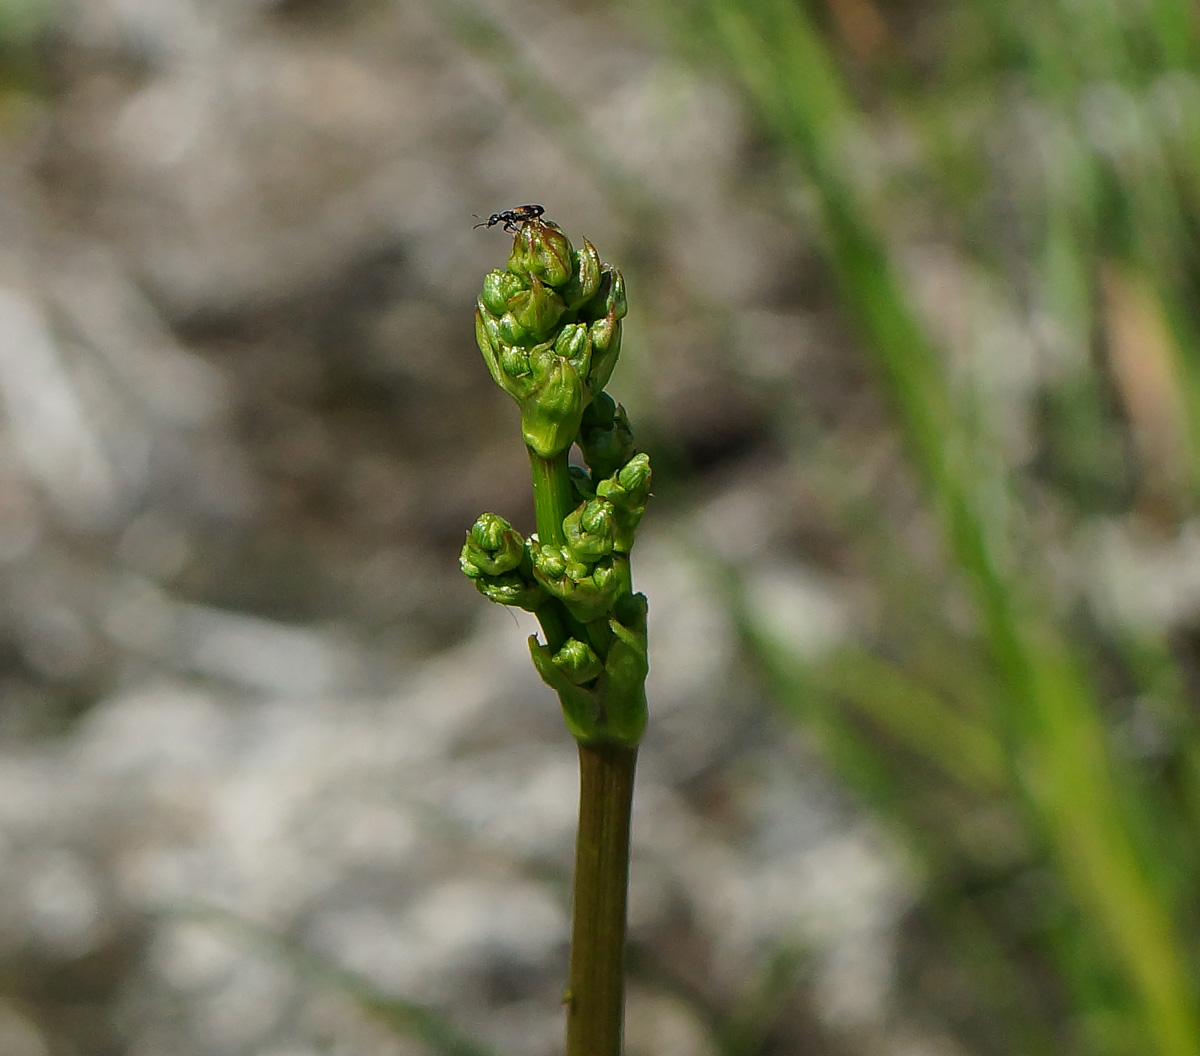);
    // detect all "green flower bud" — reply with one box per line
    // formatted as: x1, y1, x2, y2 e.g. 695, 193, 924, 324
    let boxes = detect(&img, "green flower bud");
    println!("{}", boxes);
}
519, 349, 586, 458
531, 540, 629, 623
579, 393, 635, 482
528, 634, 599, 742
475, 307, 507, 389
508, 220, 574, 287
554, 323, 592, 377
578, 266, 627, 322
595, 453, 652, 552
559, 239, 602, 311
499, 344, 532, 381
529, 537, 577, 580
607, 267, 628, 320
460, 514, 544, 611
611, 451, 652, 496
498, 278, 566, 346
563, 498, 617, 562
551, 637, 604, 686
586, 315, 622, 396
480, 269, 527, 316
460, 512, 526, 577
